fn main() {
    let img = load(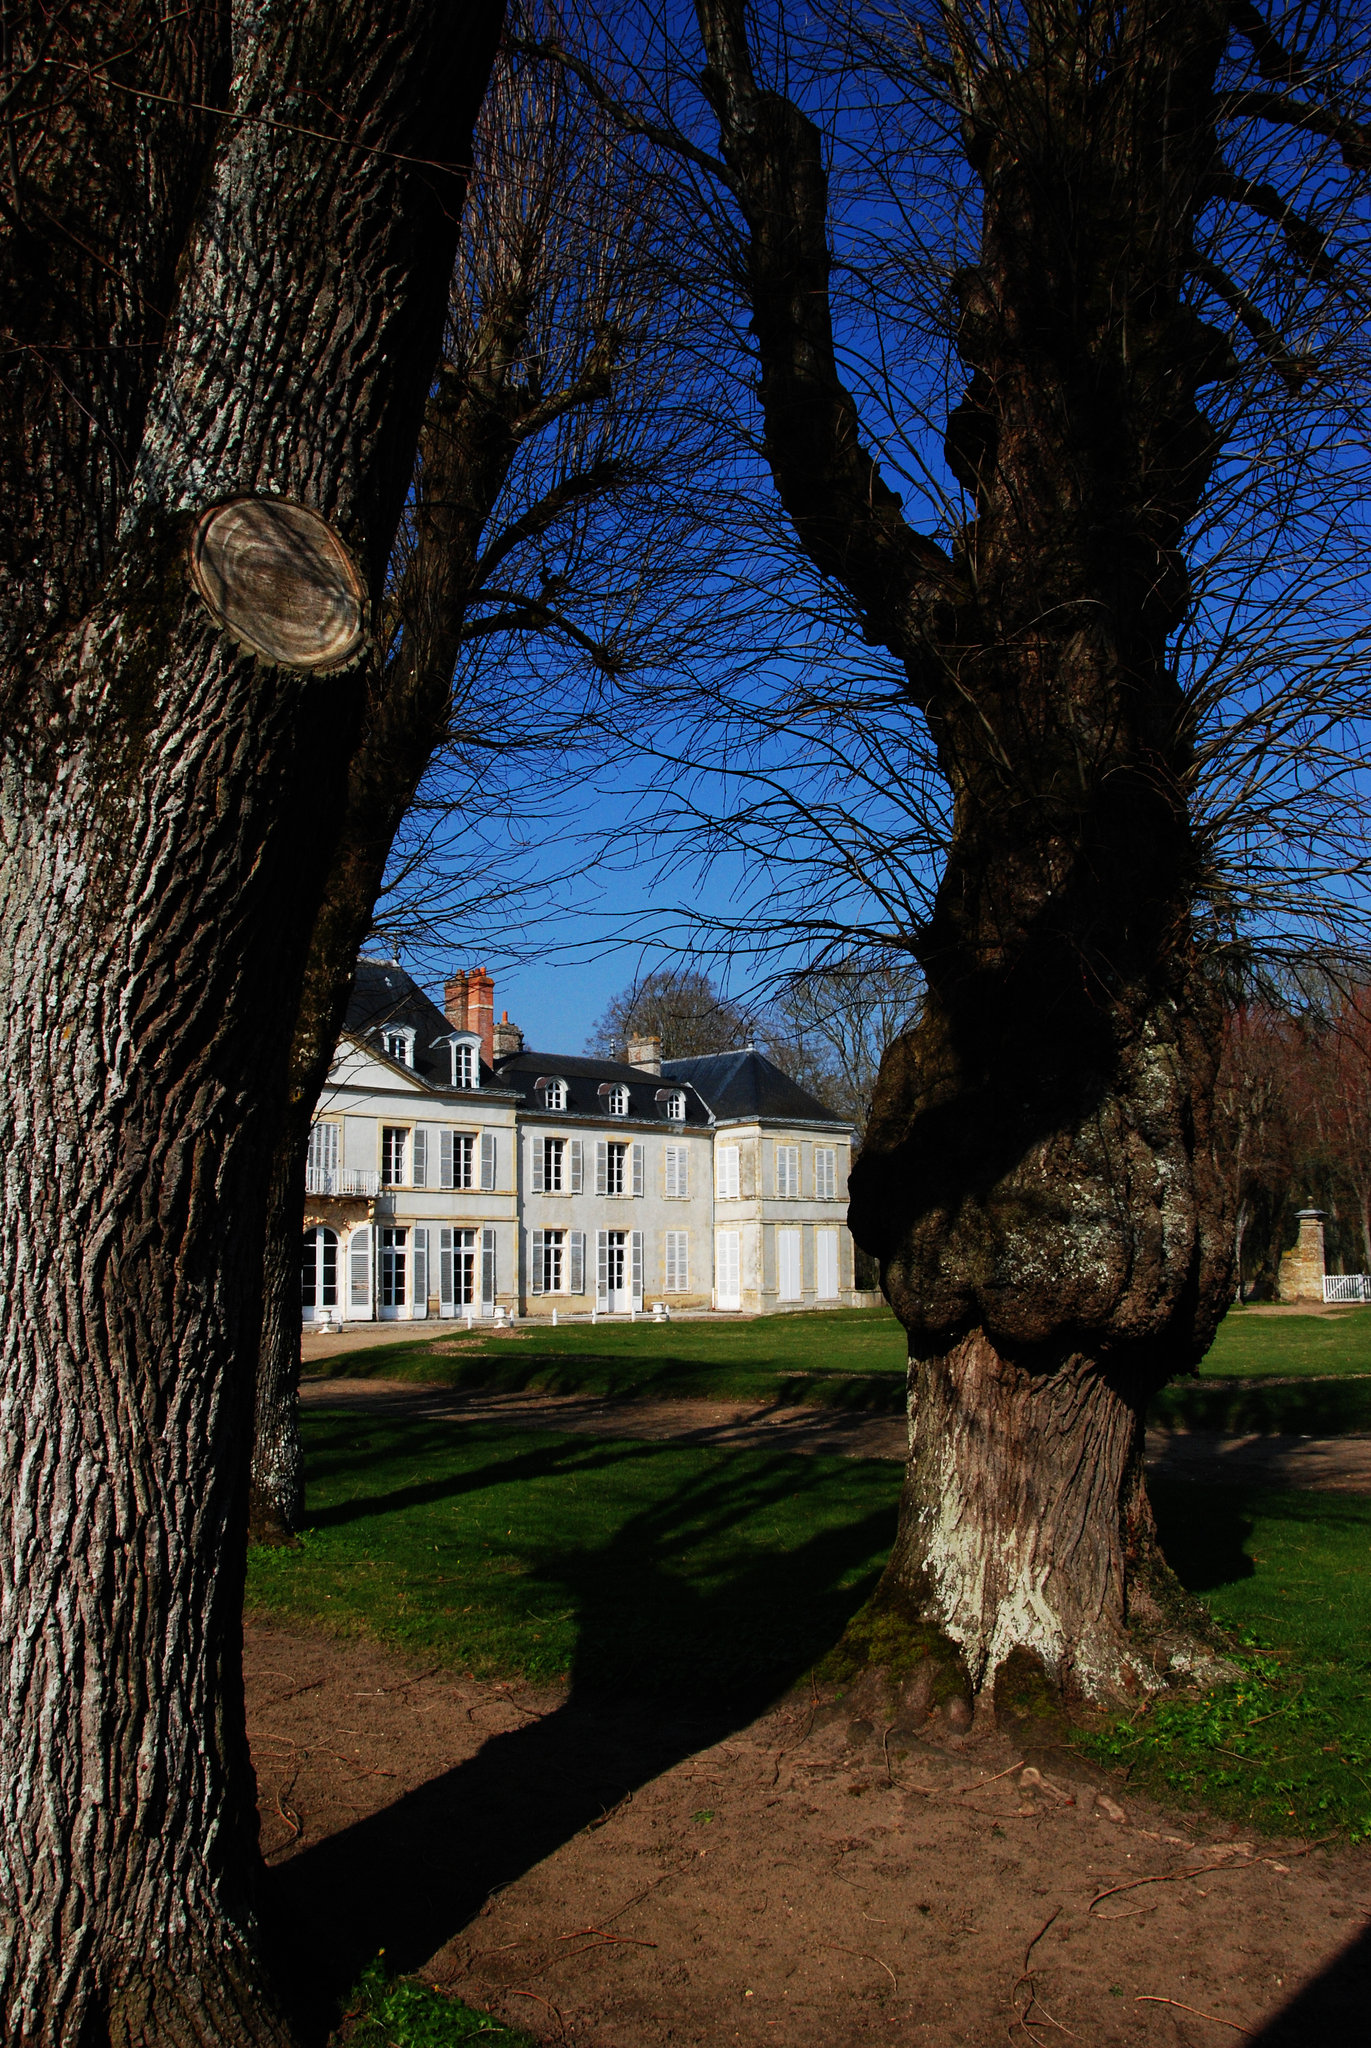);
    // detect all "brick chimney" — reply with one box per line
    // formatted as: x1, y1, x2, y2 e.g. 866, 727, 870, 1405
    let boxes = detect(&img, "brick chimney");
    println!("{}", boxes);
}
492, 1008, 523, 1060
625, 1033, 663, 1075
443, 966, 496, 1066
